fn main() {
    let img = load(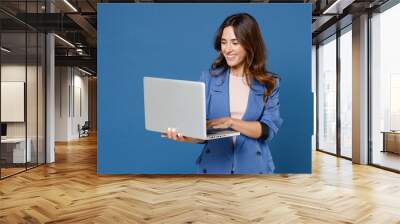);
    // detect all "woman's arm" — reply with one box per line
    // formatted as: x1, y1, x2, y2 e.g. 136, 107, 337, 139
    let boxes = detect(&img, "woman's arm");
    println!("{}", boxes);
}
207, 118, 262, 139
